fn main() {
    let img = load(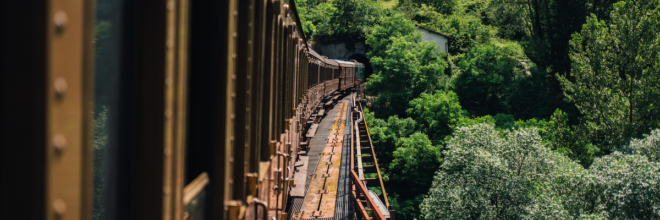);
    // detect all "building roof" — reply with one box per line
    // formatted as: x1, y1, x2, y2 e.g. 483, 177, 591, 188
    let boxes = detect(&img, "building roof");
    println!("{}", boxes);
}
415, 25, 453, 39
